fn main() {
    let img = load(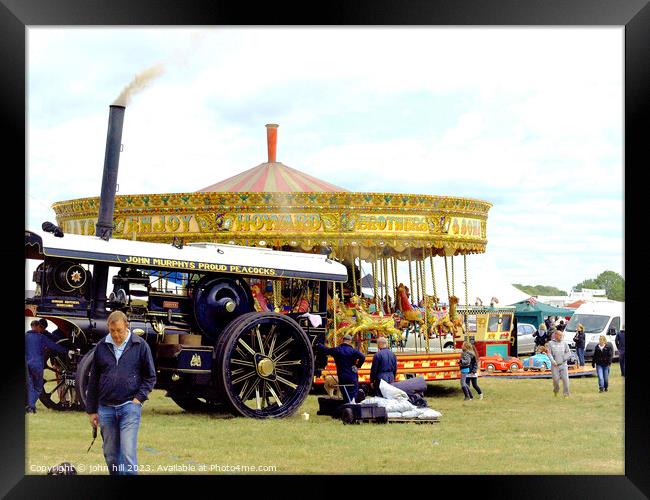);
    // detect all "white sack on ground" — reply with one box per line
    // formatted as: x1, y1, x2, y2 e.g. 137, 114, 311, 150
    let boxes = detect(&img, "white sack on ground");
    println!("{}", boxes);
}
417, 408, 442, 419
379, 380, 409, 400
360, 380, 441, 419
